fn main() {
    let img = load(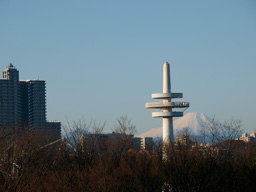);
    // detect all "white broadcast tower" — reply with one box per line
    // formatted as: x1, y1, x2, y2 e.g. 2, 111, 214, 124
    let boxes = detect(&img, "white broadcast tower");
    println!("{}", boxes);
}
146, 62, 189, 146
